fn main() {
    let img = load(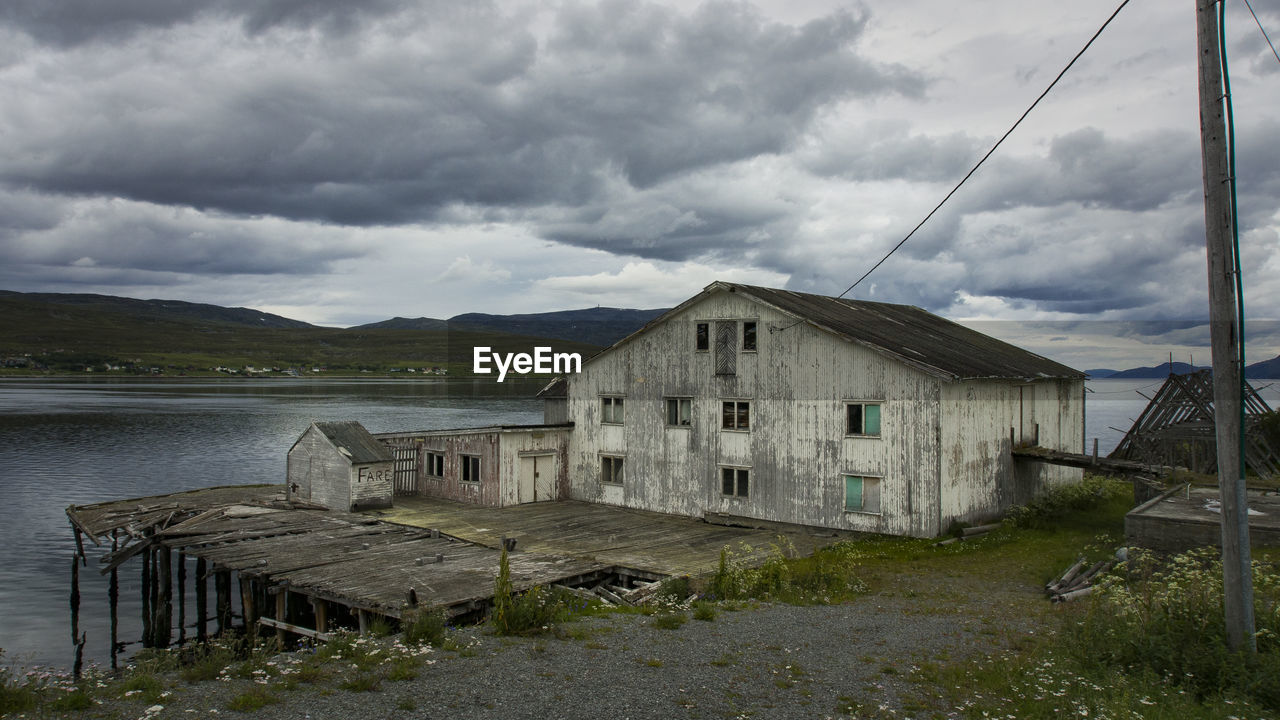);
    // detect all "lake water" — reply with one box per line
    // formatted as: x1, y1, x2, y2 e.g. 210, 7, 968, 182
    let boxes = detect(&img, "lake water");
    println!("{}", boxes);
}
0, 376, 1276, 671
